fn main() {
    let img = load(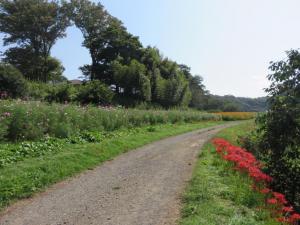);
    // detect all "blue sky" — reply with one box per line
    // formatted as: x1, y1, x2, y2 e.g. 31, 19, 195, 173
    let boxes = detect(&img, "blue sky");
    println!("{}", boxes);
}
3, 0, 300, 97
